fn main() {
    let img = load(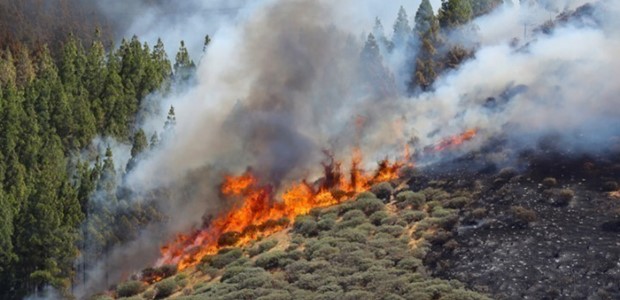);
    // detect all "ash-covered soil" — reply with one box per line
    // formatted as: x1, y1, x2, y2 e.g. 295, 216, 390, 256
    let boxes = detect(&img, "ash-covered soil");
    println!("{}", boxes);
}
415, 151, 620, 300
